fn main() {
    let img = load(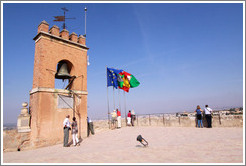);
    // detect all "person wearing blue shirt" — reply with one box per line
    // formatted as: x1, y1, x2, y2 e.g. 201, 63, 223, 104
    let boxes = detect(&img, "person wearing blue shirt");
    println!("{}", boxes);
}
194, 105, 203, 128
